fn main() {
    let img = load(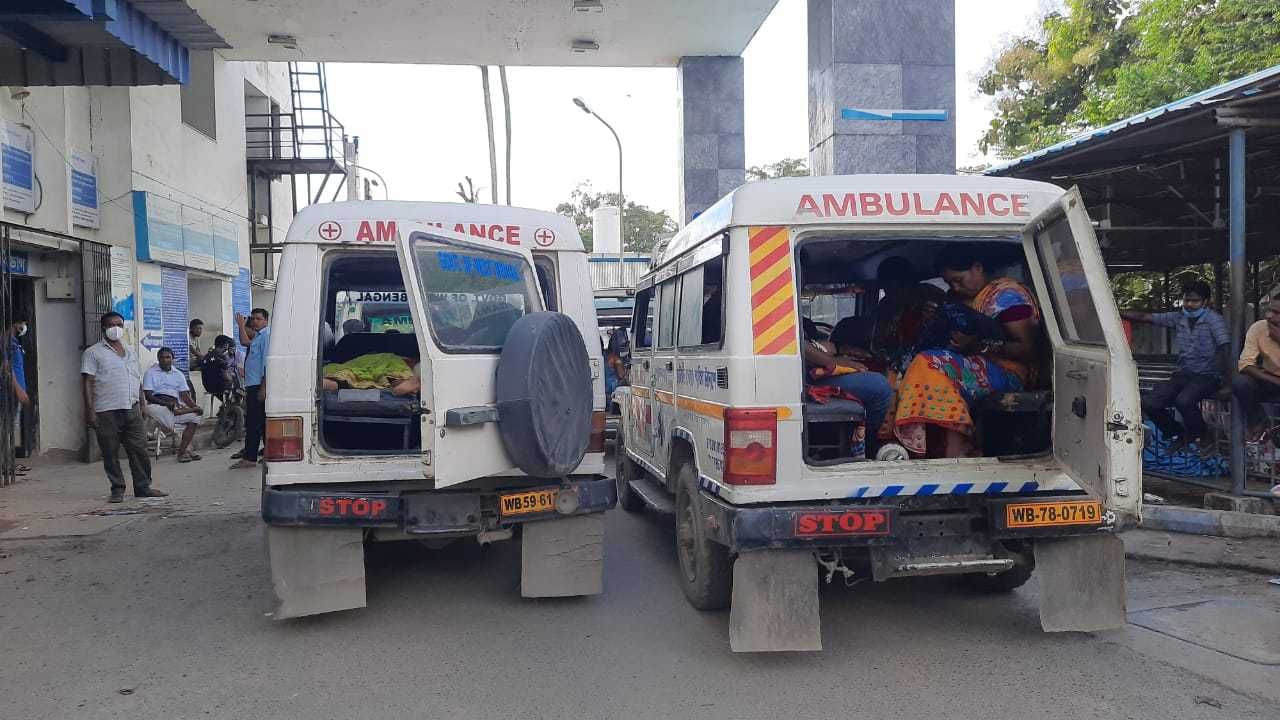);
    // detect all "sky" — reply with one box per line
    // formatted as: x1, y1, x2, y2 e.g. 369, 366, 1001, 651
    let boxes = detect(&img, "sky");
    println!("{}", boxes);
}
323, 0, 1045, 220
